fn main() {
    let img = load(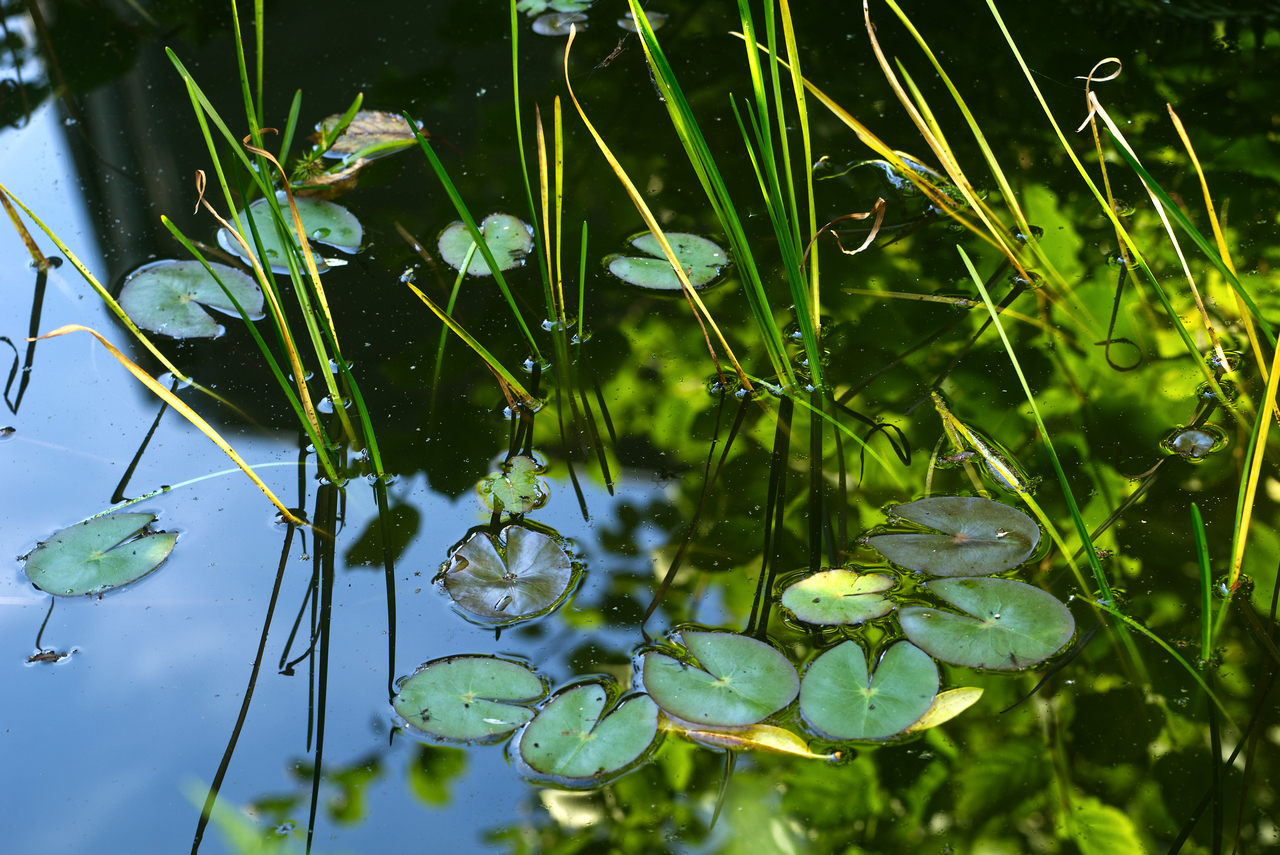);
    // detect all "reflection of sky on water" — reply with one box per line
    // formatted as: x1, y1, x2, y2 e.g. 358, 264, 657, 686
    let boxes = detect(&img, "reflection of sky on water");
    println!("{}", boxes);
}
0, 100, 675, 854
